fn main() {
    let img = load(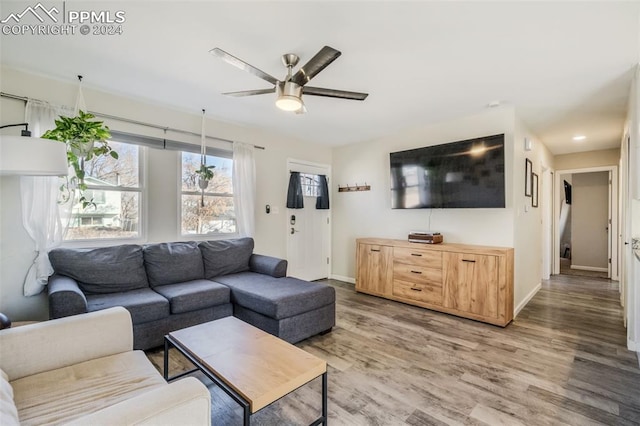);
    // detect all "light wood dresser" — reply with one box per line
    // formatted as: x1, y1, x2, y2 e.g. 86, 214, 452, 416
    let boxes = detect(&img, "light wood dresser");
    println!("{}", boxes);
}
355, 238, 514, 326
